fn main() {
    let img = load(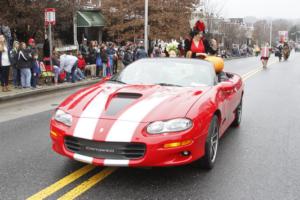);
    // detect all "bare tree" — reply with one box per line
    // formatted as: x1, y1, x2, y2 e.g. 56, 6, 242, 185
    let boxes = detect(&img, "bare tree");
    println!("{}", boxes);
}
0, 0, 77, 43
101, 0, 198, 41
253, 19, 292, 46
